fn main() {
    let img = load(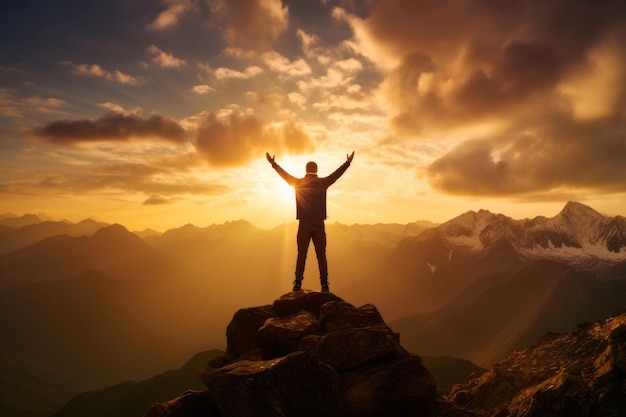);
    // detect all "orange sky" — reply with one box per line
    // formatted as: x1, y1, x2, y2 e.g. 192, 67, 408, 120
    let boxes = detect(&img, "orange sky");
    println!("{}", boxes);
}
1, 0, 625, 231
